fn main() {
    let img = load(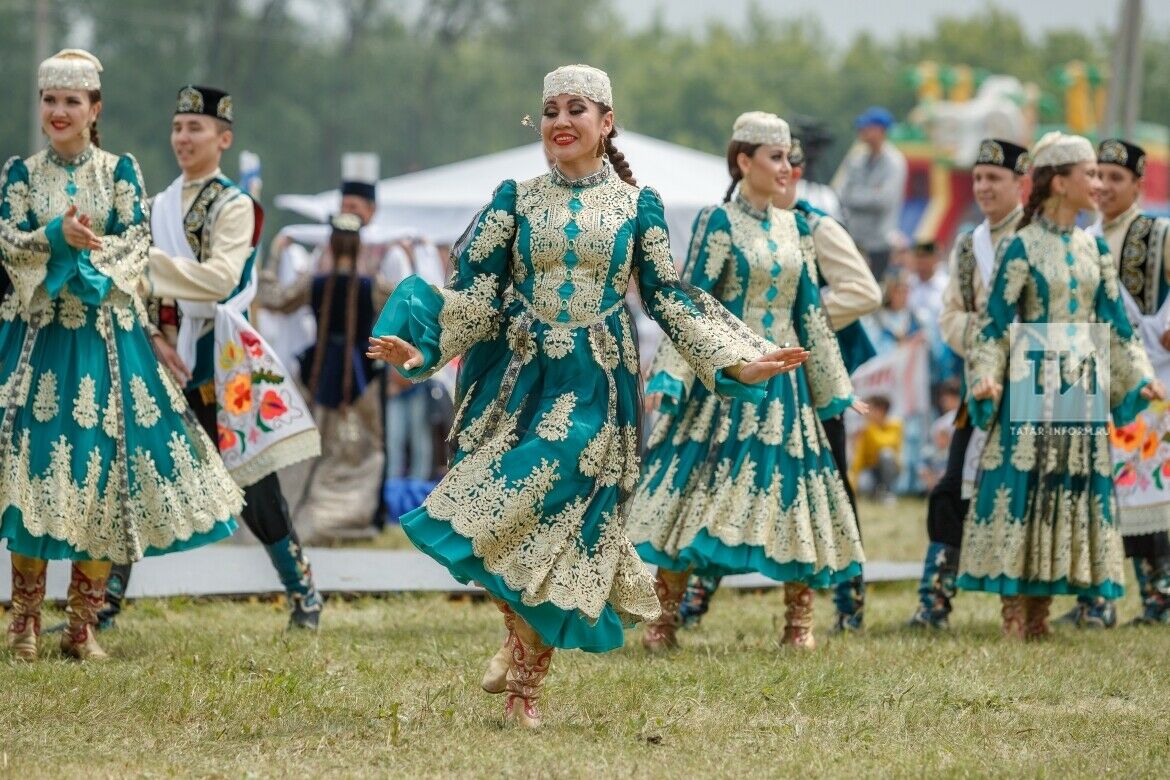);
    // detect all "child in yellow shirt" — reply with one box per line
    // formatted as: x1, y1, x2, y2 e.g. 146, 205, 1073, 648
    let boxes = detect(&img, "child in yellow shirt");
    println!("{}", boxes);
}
851, 395, 903, 504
